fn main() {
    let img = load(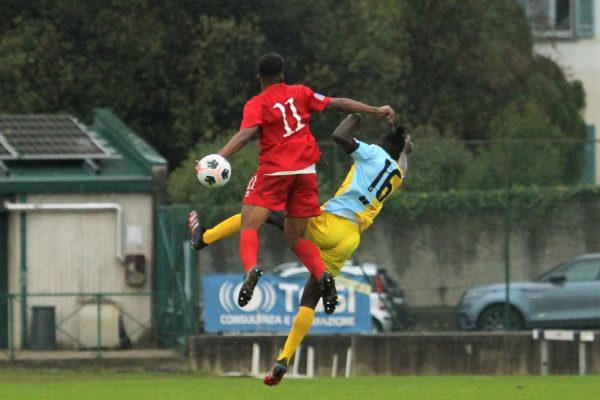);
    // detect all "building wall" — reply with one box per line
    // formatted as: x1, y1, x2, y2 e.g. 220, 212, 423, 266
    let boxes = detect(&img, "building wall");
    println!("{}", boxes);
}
6, 193, 154, 349
533, 1, 600, 183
